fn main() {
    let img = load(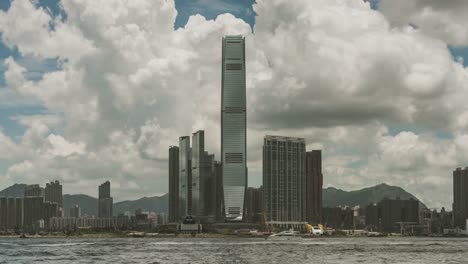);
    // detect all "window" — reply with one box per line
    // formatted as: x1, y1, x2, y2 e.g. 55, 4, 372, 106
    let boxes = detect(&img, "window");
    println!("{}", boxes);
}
225, 153, 243, 163
226, 63, 242, 70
